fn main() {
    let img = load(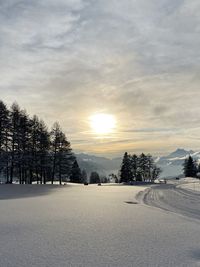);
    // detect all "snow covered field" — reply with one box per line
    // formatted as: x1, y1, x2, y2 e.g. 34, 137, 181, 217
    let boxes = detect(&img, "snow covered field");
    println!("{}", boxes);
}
0, 183, 200, 267
177, 178, 200, 192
